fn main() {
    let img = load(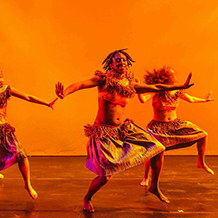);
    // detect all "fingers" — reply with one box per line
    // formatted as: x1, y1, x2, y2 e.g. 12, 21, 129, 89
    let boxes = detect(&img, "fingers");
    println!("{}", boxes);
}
205, 91, 213, 100
184, 72, 193, 89
188, 83, 194, 88
55, 82, 61, 90
188, 72, 192, 80
186, 72, 192, 84
55, 82, 64, 98
56, 82, 63, 92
